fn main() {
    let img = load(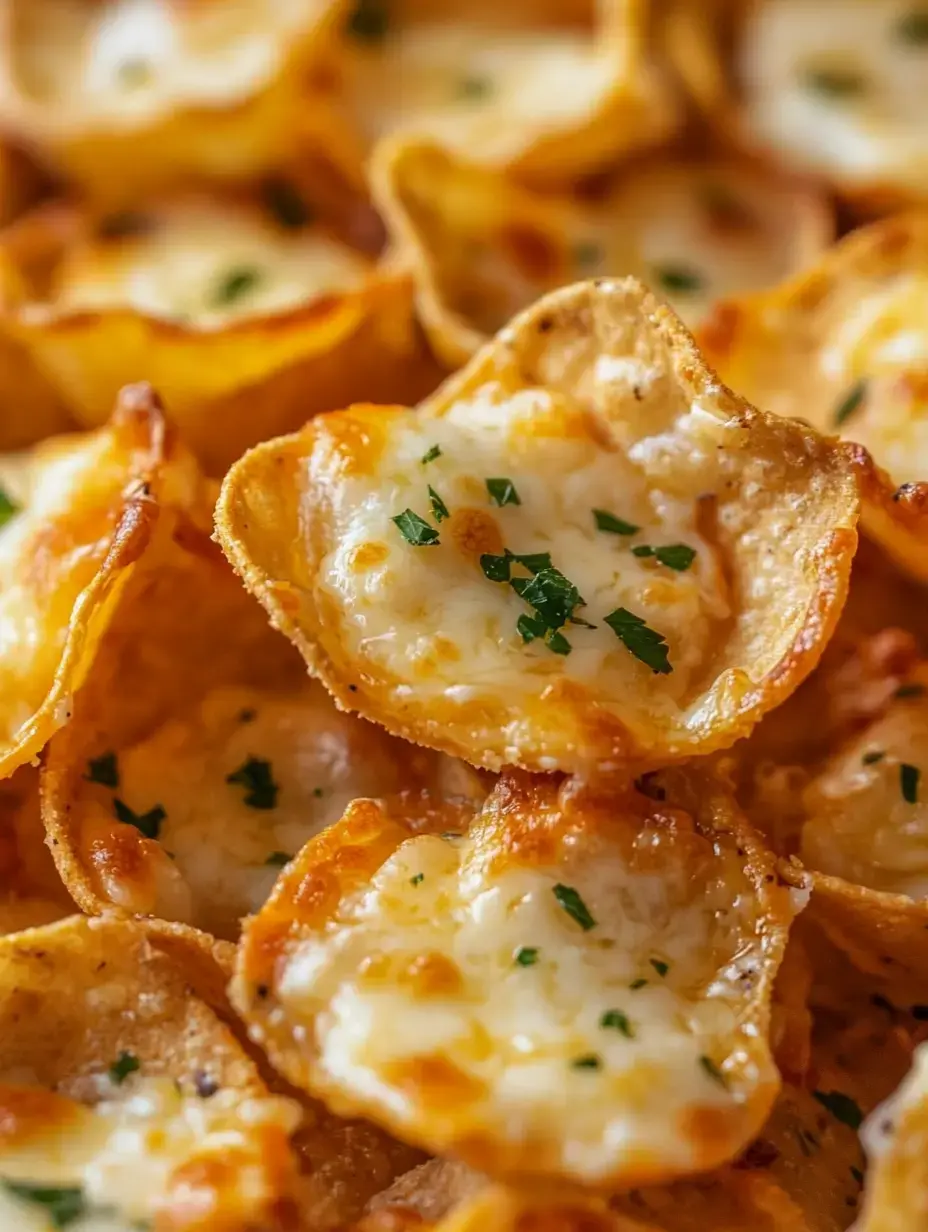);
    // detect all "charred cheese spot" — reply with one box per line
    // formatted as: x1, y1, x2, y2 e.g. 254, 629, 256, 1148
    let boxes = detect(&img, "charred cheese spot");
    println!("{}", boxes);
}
237, 773, 793, 1186
738, 0, 928, 198
49, 199, 369, 326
